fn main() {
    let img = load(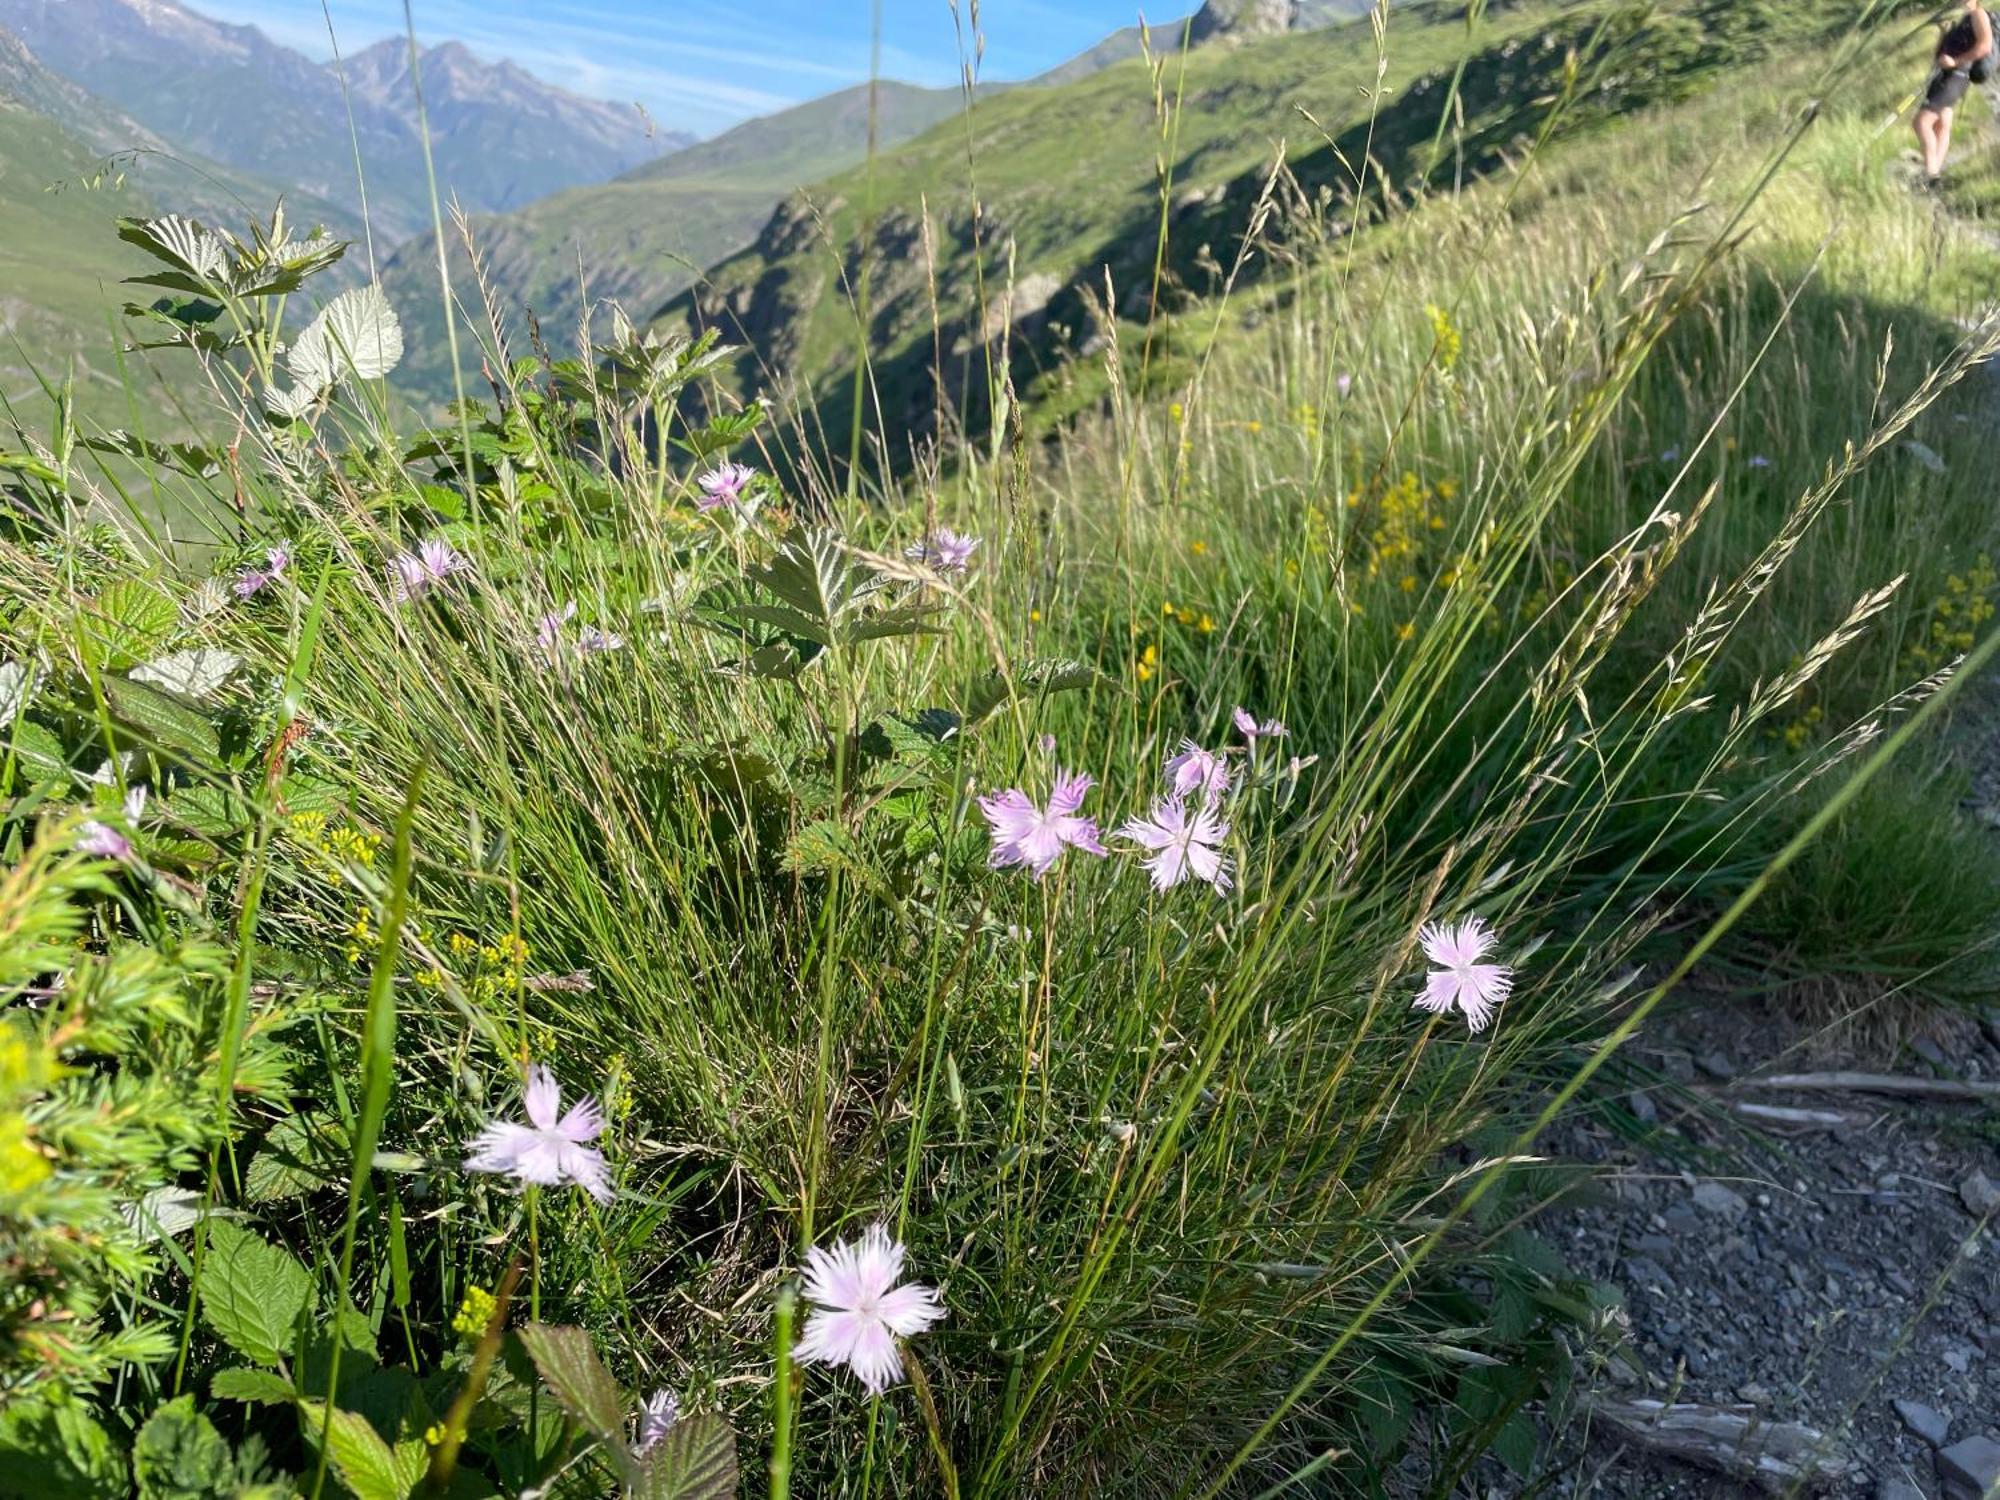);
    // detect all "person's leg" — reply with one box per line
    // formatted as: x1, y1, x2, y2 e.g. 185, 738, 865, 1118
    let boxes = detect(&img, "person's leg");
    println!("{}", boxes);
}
1937, 105, 1958, 175
1916, 107, 1941, 177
